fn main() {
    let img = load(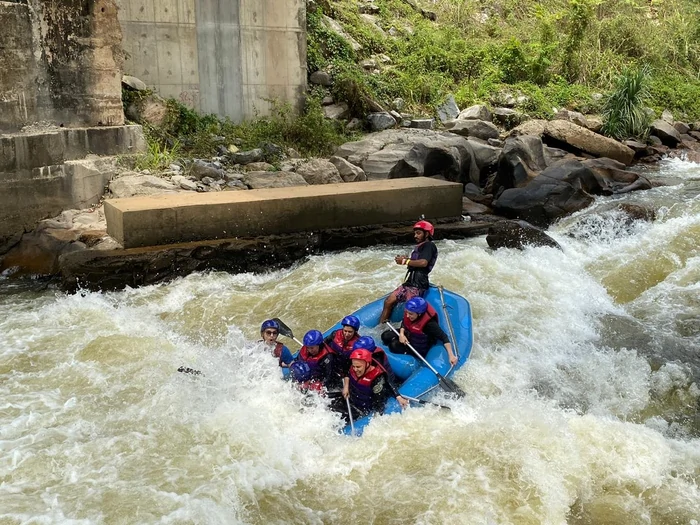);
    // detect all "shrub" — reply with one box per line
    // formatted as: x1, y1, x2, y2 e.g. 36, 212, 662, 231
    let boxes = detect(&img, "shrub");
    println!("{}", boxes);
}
601, 66, 652, 140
